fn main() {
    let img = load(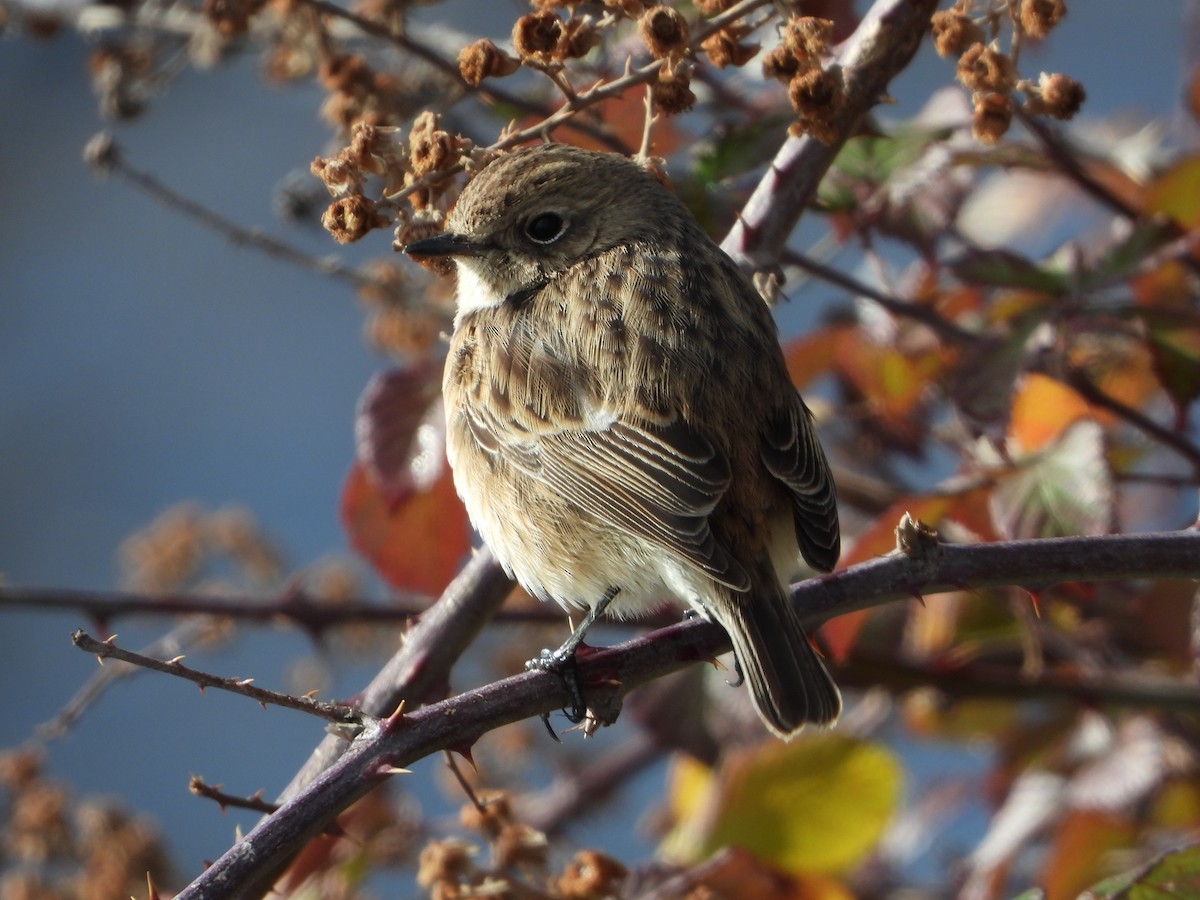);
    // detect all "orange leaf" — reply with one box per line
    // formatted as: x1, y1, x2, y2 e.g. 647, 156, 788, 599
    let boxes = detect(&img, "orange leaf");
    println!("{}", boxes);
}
1039, 809, 1136, 900
783, 325, 847, 389
1008, 373, 1090, 453
340, 459, 471, 596
821, 489, 996, 662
